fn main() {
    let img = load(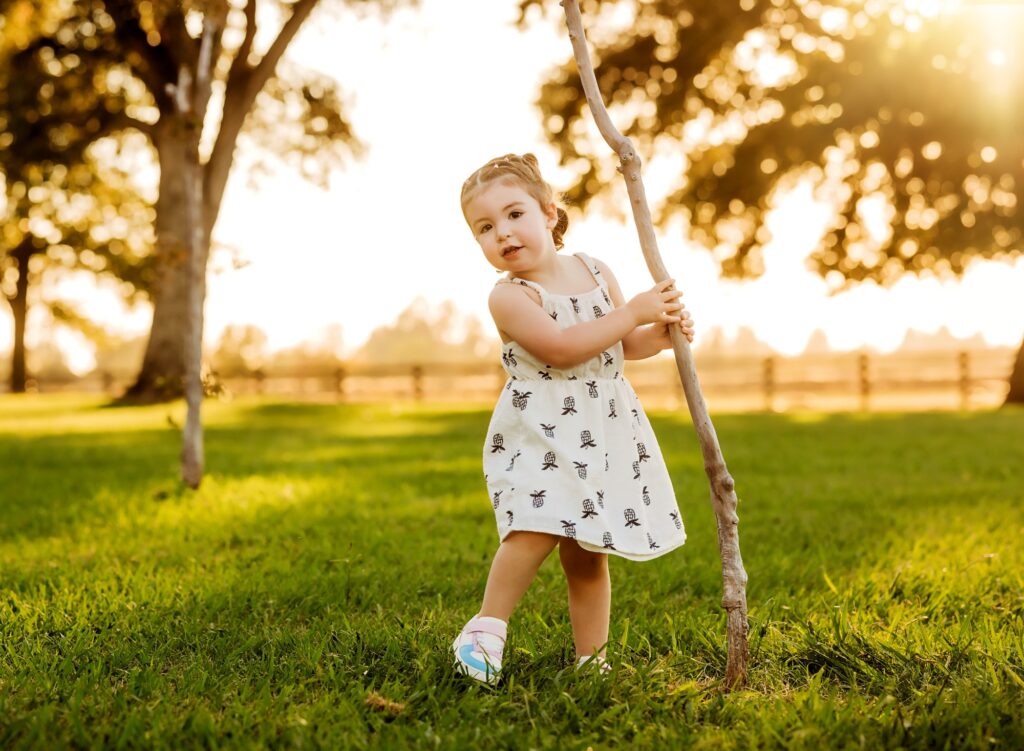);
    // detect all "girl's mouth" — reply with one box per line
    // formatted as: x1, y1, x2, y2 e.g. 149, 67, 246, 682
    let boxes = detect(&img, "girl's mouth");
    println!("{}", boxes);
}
502, 246, 522, 257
